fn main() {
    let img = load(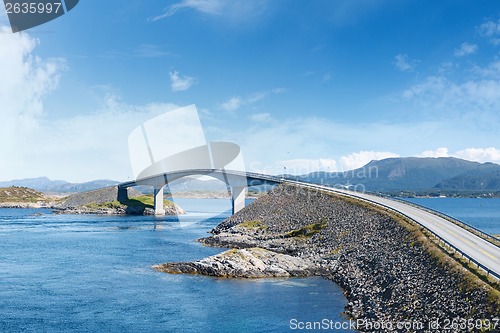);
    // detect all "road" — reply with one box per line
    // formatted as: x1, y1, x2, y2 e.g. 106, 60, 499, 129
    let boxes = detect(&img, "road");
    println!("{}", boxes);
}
287, 181, 500, 280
